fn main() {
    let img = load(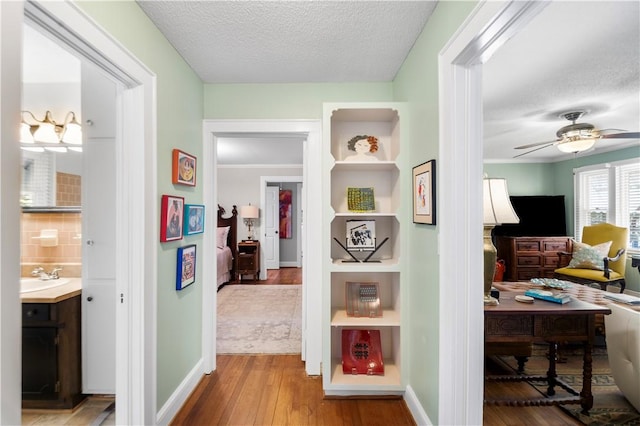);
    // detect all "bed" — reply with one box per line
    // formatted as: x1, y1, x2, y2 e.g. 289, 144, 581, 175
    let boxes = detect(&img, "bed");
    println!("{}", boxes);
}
217, 205, 238, 288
